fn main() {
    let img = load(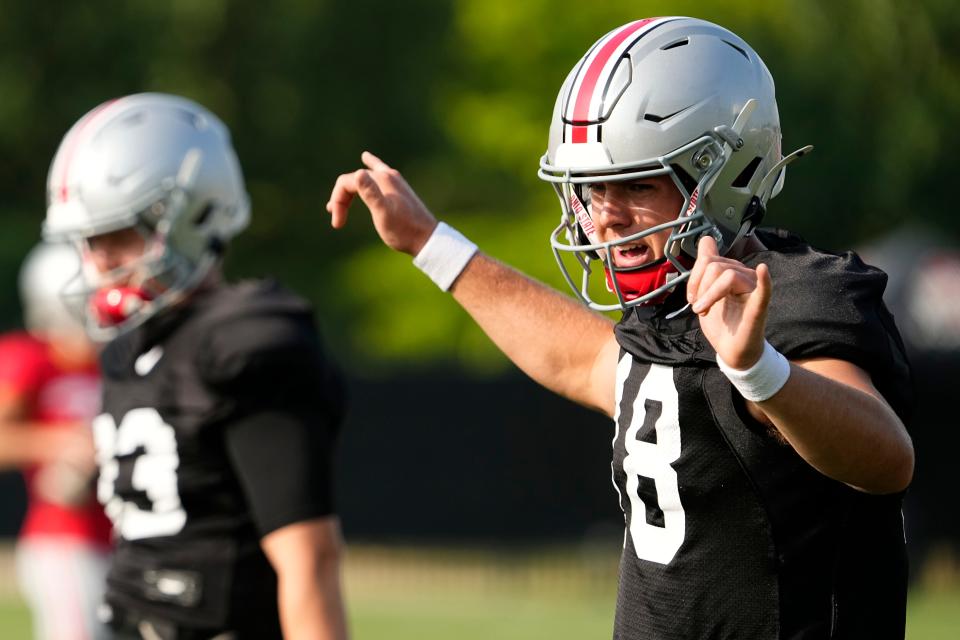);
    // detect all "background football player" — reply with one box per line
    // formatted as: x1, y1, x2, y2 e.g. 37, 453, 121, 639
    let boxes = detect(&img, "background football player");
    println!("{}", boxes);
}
44, 93, 348, 640
0, 241, 112, 640
327, 16, 914, 639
